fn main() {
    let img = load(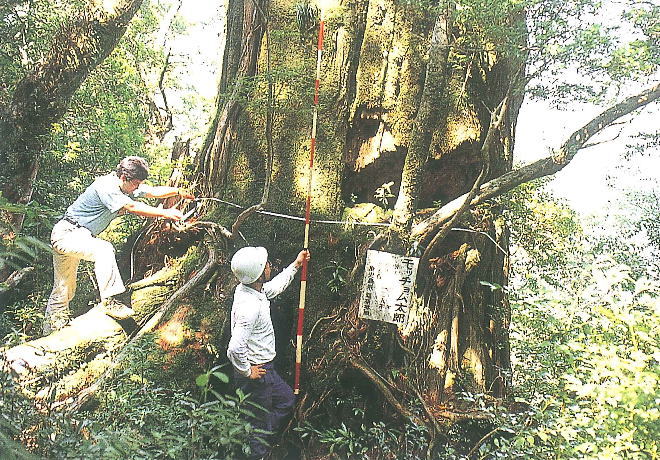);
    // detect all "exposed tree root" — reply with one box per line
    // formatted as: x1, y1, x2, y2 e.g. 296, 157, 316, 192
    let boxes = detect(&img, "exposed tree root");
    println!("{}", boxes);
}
177, 220, 233, 240
231, 204, 263, 239
350, 357, 416, 422
65, 245, 221, 413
